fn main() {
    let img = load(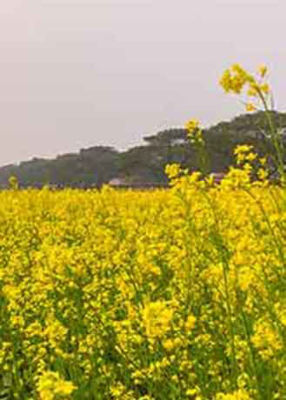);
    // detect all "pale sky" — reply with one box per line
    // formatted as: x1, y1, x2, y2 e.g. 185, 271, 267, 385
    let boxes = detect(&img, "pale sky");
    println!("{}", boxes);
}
0, 0, 285, 165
